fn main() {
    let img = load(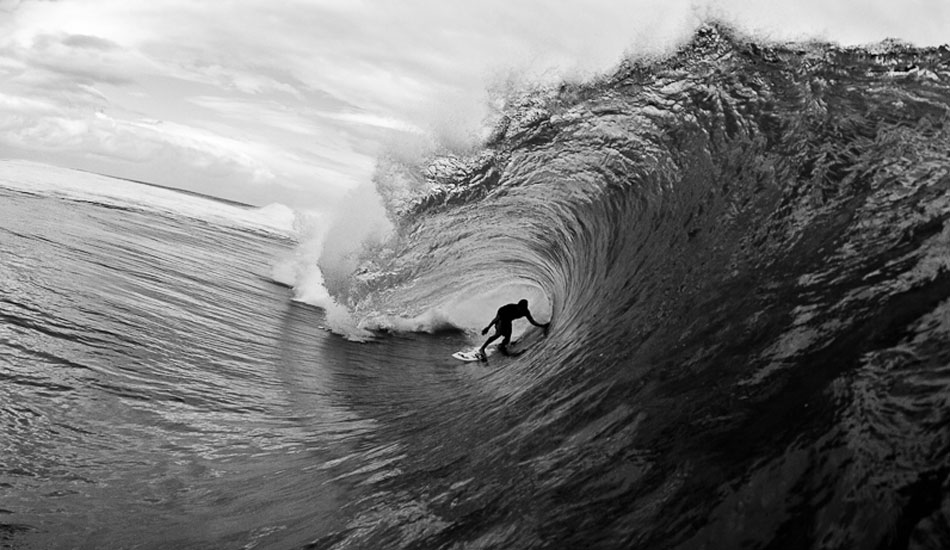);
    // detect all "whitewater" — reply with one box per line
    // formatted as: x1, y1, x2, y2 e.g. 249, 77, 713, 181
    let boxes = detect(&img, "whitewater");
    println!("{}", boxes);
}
3, 25, 950, 549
